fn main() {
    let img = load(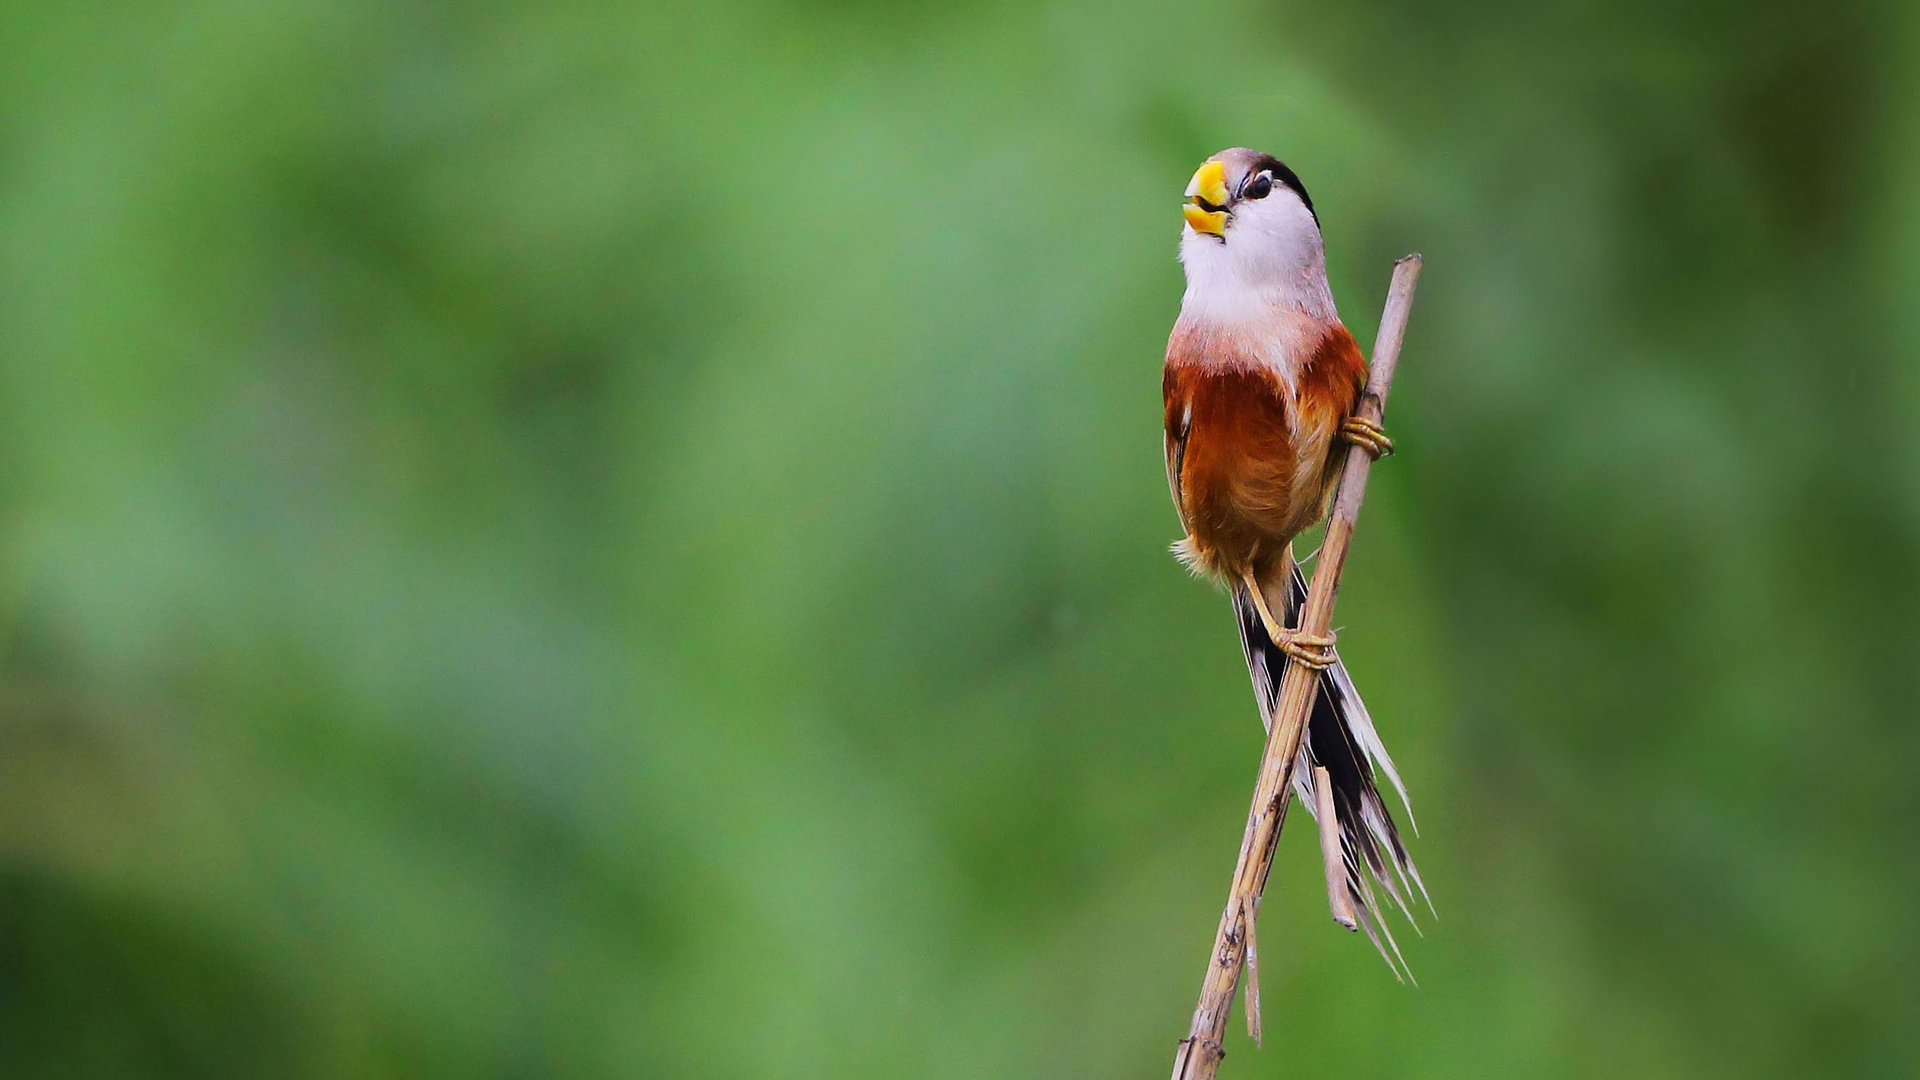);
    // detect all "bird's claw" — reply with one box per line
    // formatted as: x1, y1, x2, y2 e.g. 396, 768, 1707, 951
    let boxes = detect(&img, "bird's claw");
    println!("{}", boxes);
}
1341, 416, 1394, 459
1275, 629, 1338, 670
